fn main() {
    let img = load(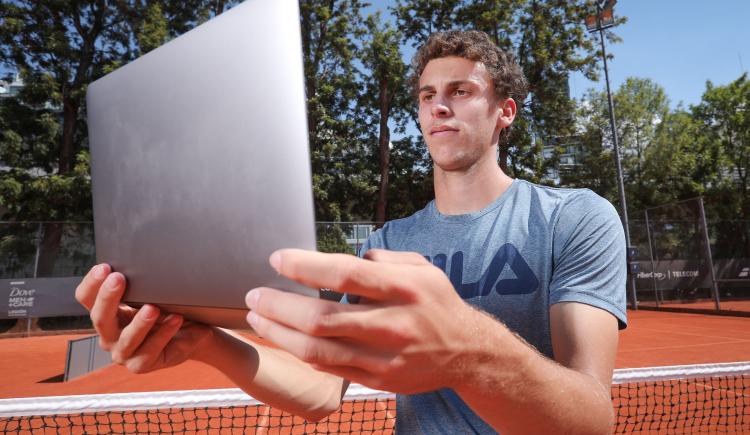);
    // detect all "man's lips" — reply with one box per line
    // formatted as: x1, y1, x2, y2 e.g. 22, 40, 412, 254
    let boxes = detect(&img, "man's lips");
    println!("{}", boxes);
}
430, 125, 459, 135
